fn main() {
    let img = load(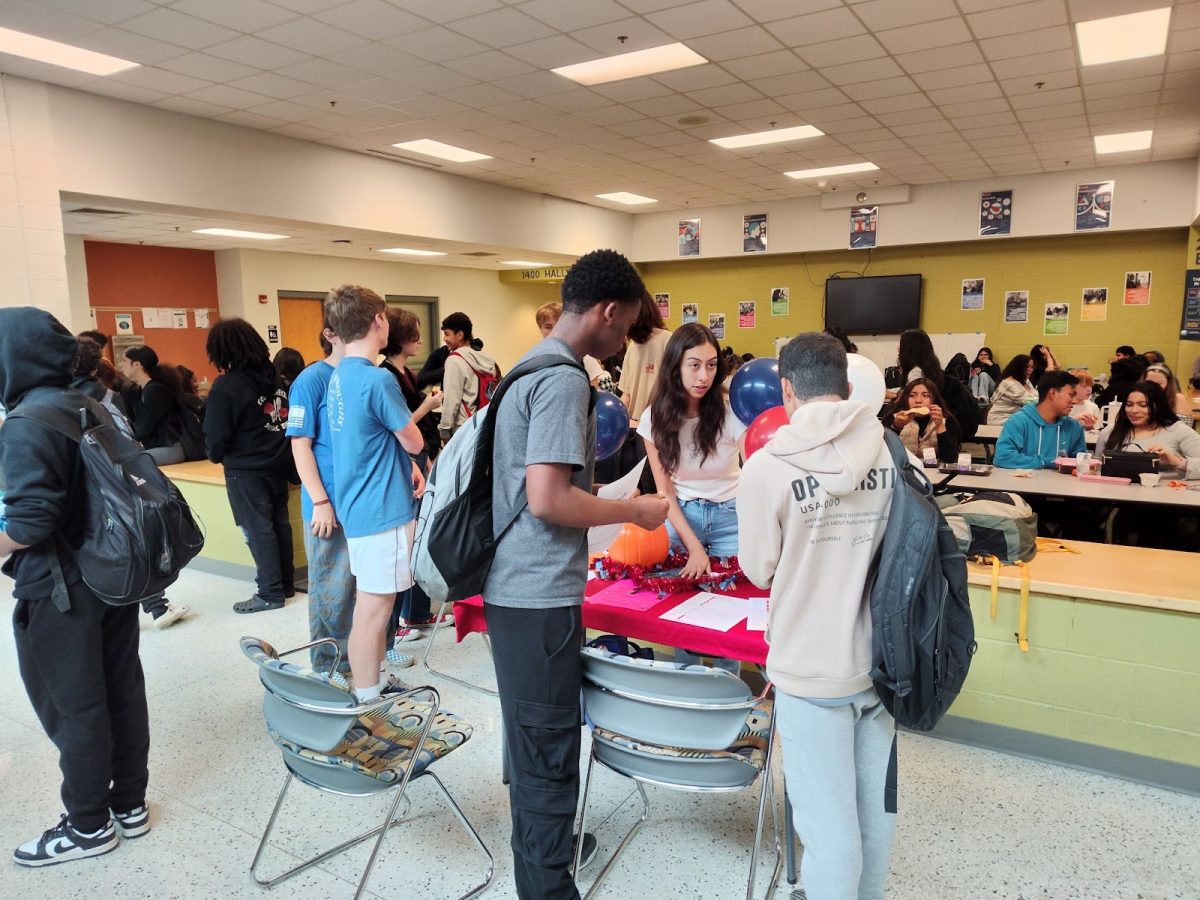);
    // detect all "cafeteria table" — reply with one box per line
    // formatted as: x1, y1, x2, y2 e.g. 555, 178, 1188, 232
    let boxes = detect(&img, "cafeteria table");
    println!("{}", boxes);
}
973, 424, 1098, 462
940, 465, 1200, 508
